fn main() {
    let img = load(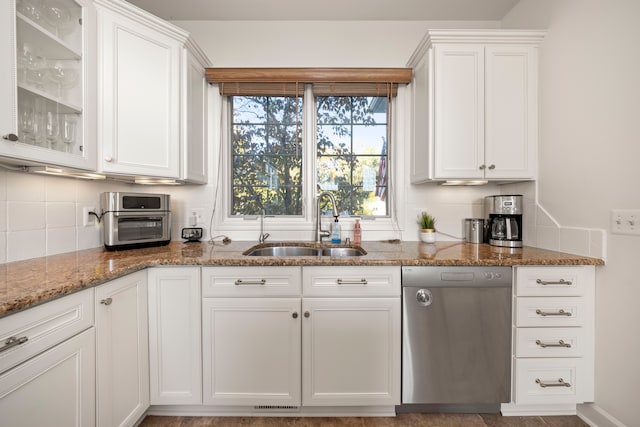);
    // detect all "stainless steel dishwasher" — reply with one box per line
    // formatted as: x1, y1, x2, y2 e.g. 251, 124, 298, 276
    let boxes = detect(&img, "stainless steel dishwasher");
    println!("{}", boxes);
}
401, 266, 512, 411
